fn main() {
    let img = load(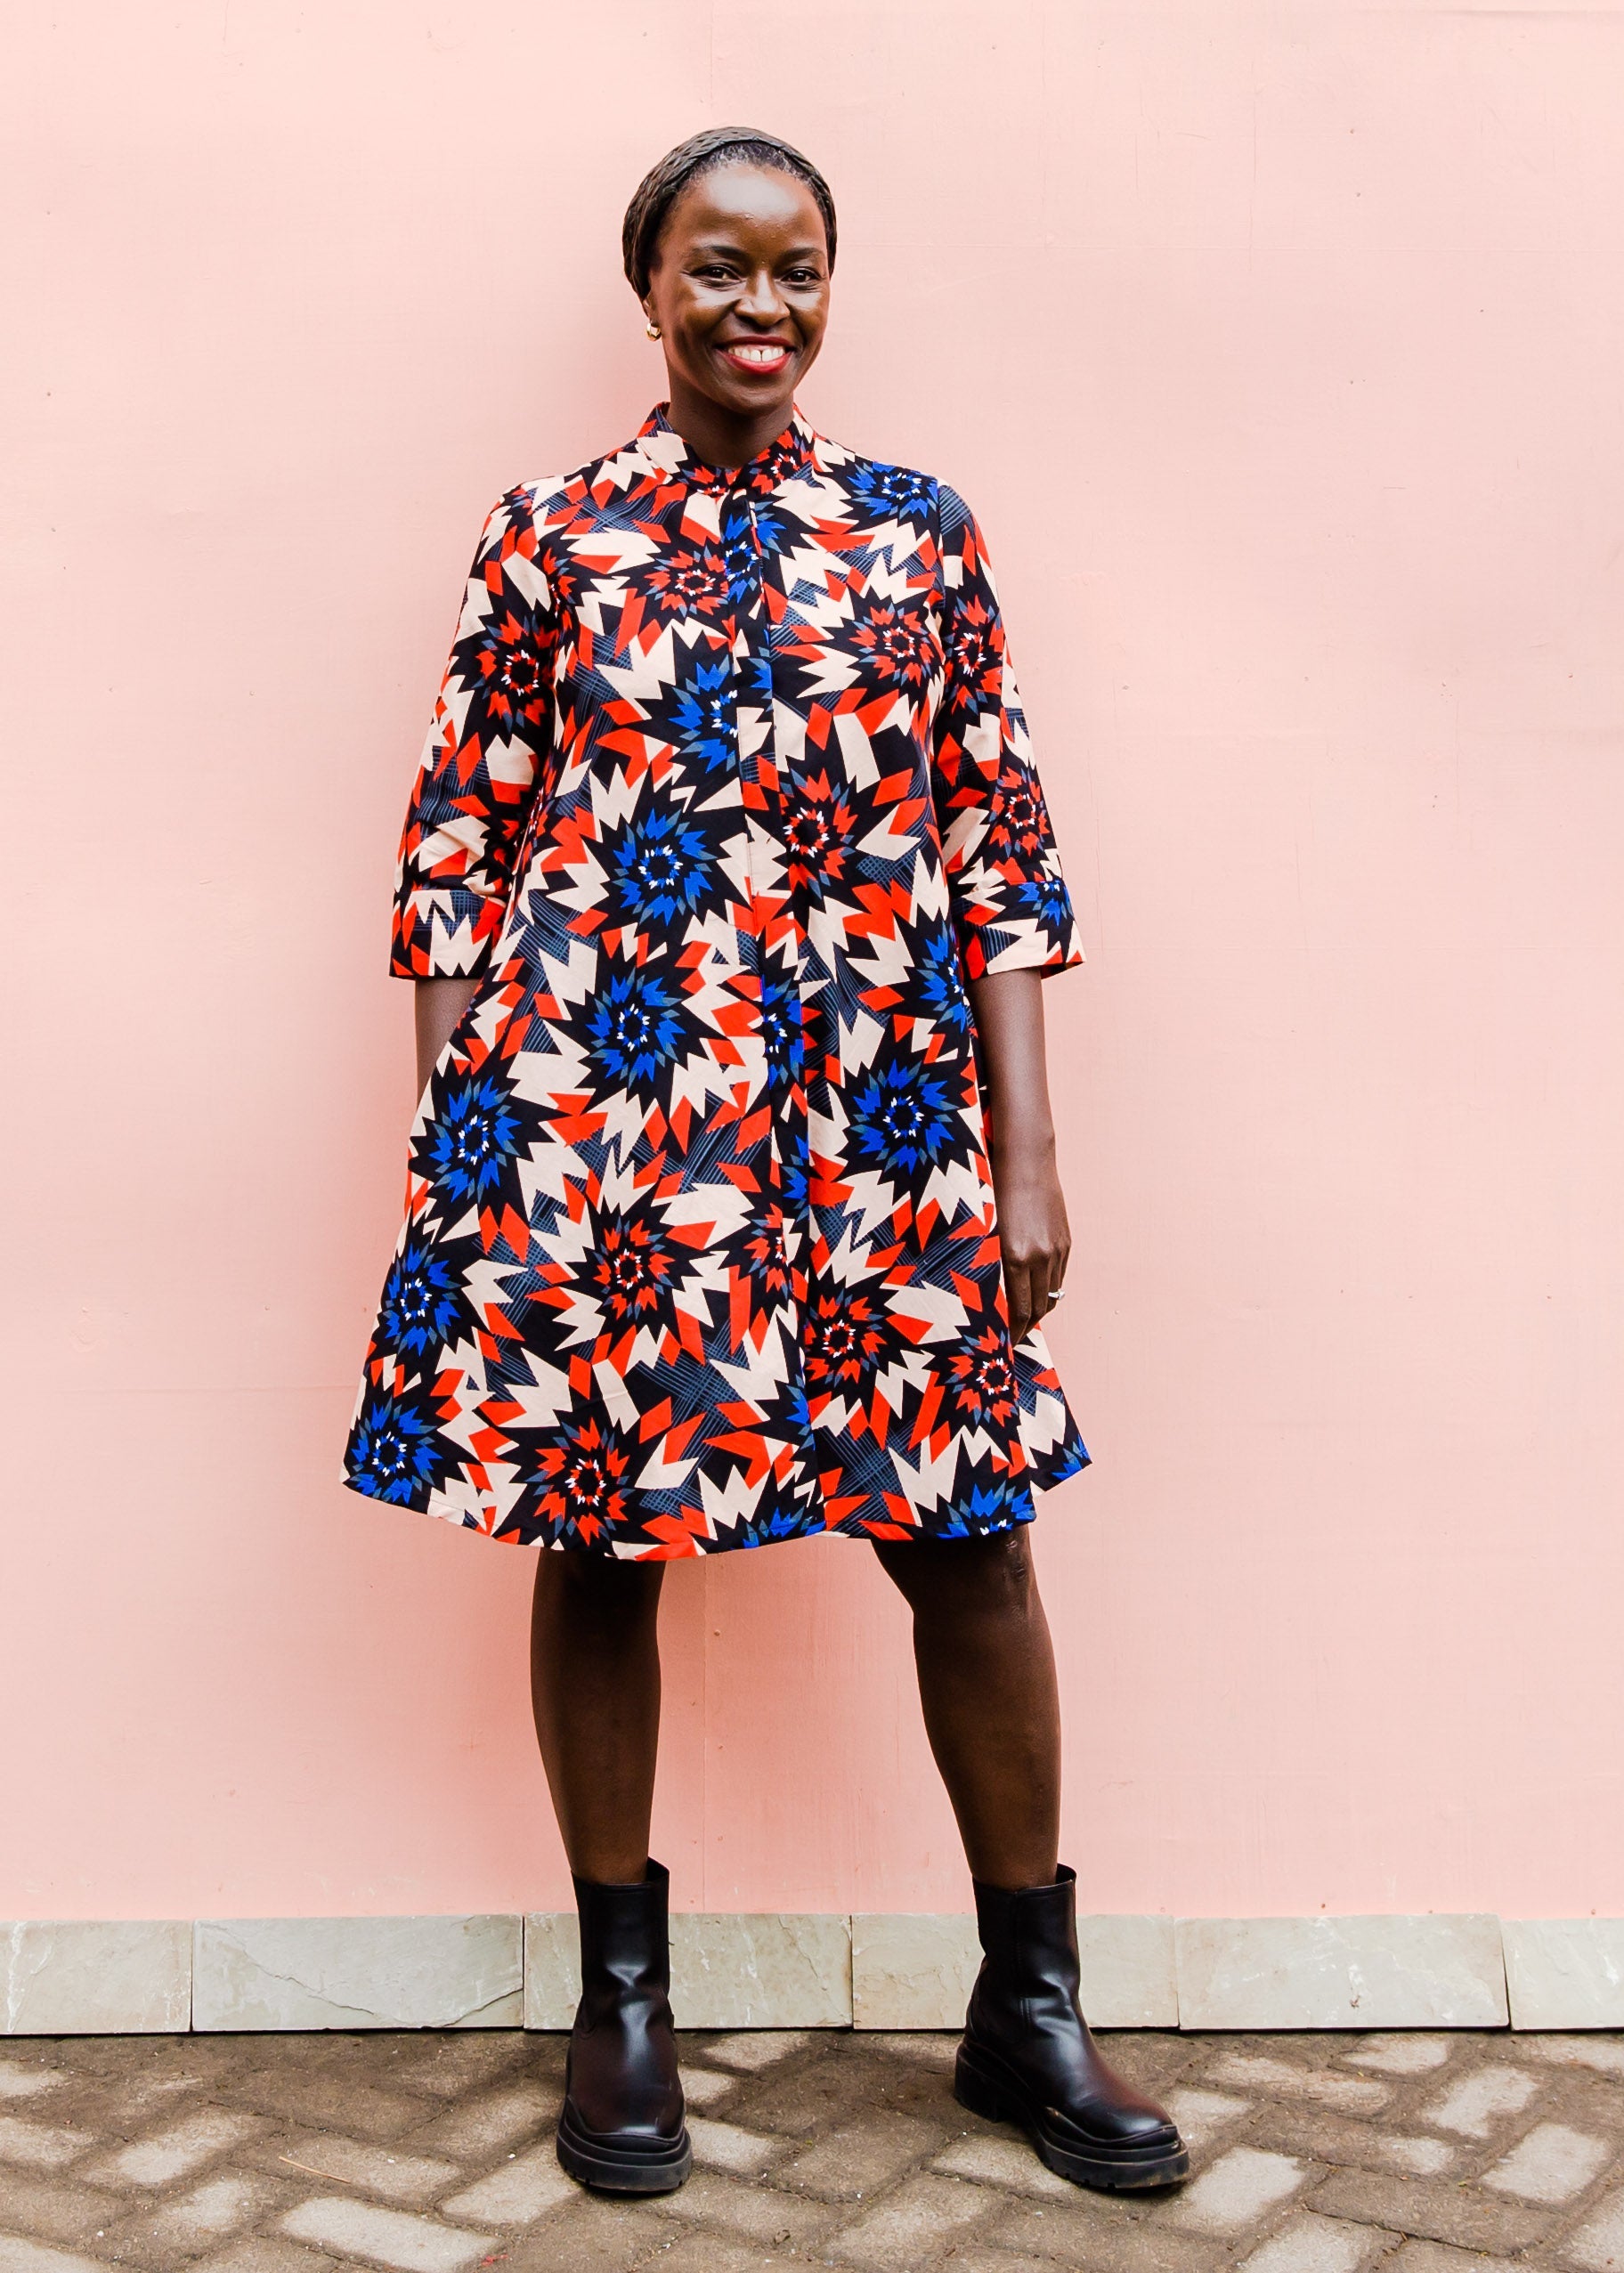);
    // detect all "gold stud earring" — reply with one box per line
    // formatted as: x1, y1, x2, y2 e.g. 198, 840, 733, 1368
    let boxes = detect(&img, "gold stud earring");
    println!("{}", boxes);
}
646, 320, 662, 340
